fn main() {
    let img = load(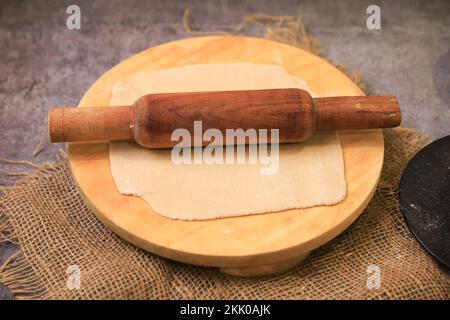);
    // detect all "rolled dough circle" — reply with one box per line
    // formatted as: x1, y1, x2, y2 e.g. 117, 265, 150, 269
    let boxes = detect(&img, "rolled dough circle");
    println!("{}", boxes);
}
109, 63, 347, 220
